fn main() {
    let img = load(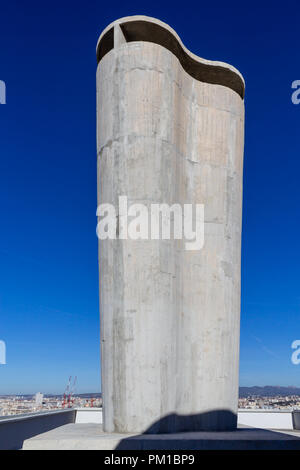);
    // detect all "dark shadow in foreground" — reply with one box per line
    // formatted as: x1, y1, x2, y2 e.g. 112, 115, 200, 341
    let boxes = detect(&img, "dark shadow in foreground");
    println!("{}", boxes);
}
114, 409, 300, 450
142, 409, 237, 434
